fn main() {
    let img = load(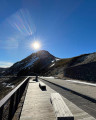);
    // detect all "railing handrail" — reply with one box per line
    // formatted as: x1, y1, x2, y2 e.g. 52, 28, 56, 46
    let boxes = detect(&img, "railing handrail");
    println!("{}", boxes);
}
0, 76, 29, 108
